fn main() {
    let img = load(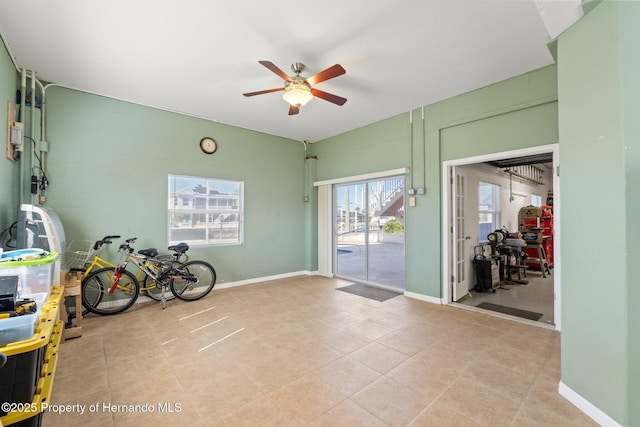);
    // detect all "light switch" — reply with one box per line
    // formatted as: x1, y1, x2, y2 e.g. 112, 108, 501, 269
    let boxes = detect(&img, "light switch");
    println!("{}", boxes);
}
409, 197, 416, 207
